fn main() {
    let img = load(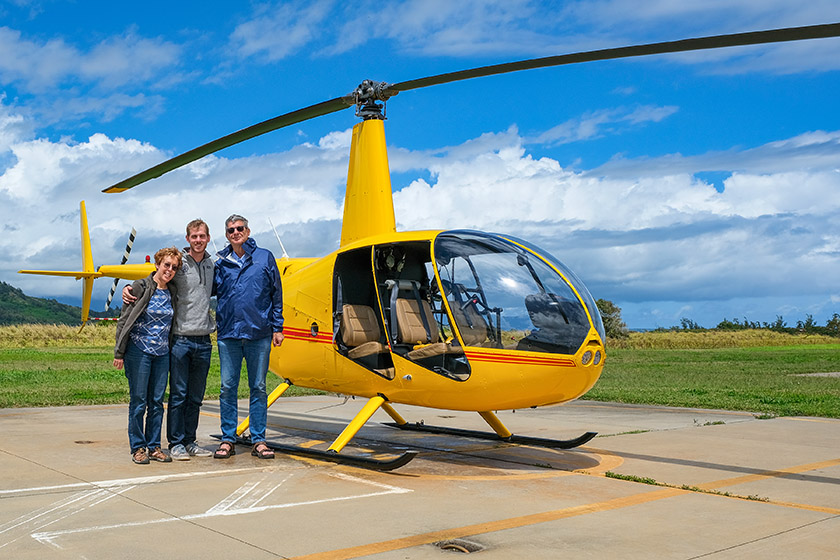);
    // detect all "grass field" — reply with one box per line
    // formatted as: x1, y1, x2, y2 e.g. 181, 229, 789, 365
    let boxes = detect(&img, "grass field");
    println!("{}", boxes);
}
583, 344, 840, 417
1, 324, 838, 417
